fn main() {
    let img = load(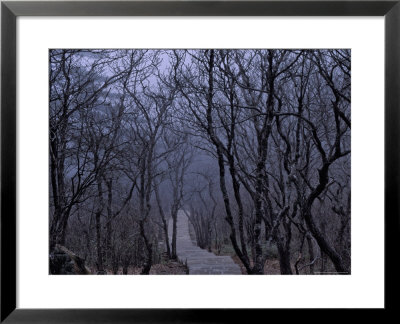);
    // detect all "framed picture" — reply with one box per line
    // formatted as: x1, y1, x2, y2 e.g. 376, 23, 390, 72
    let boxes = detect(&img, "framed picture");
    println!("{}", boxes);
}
1, 0, 398, 322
